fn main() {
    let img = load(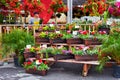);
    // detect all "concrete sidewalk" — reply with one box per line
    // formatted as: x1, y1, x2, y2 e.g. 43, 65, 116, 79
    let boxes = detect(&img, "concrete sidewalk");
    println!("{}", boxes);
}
0, 63, 119, 80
